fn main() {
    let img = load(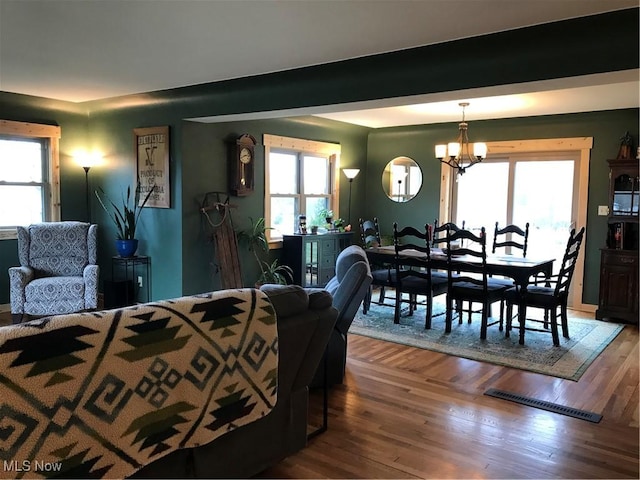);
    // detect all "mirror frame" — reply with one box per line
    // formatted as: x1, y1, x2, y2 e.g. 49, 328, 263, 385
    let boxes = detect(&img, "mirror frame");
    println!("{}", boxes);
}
382, 156, 423, 203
